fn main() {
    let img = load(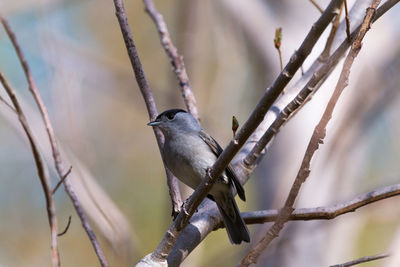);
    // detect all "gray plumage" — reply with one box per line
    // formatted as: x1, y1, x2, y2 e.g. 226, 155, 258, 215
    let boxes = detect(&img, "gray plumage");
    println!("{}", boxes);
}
148, 109, 250, 244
